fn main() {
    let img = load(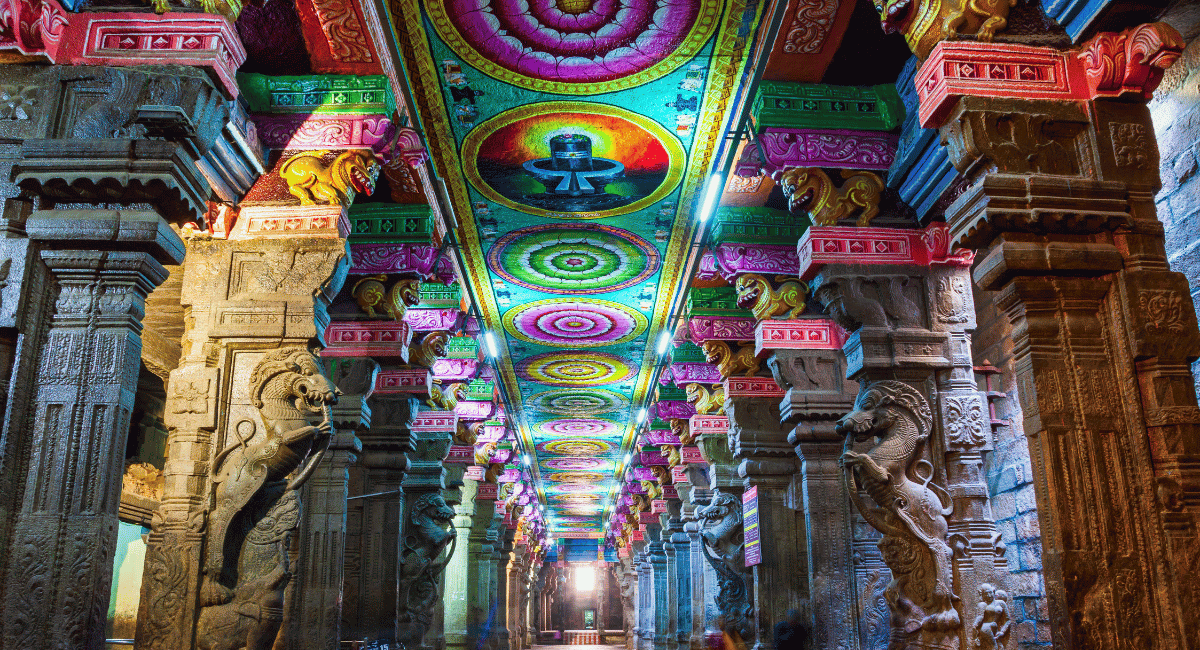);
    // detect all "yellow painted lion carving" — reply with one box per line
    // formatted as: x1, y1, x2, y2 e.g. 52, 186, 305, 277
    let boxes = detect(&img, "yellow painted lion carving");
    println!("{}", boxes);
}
280, 150, 380, 205
776, 167, 884, 227
734, 274, 807, 320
